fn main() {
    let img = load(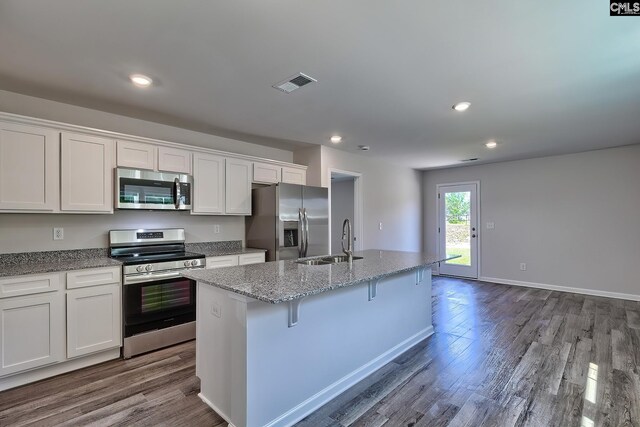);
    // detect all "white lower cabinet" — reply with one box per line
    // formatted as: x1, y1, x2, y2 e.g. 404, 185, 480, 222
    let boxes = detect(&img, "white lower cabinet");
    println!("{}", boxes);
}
206, 255, 239, 269
0, 292, 64, 377
66, 284, 121, 358
238, 253, 266, 265
206, 253, 265, 269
